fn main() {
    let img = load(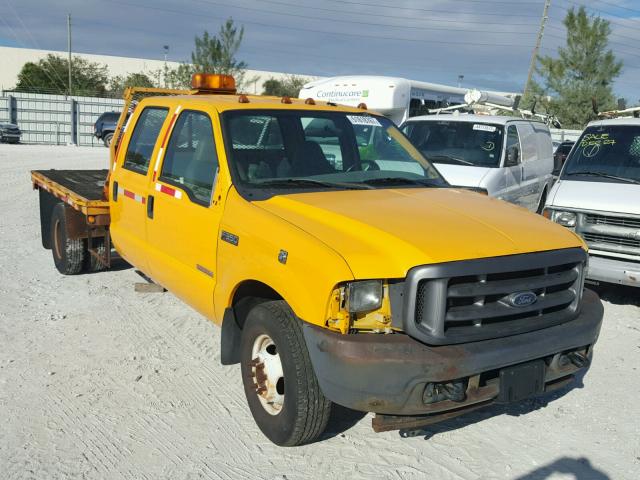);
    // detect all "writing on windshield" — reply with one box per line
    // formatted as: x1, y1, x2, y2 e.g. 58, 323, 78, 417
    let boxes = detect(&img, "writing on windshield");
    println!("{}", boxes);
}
563, 125, 640, 183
